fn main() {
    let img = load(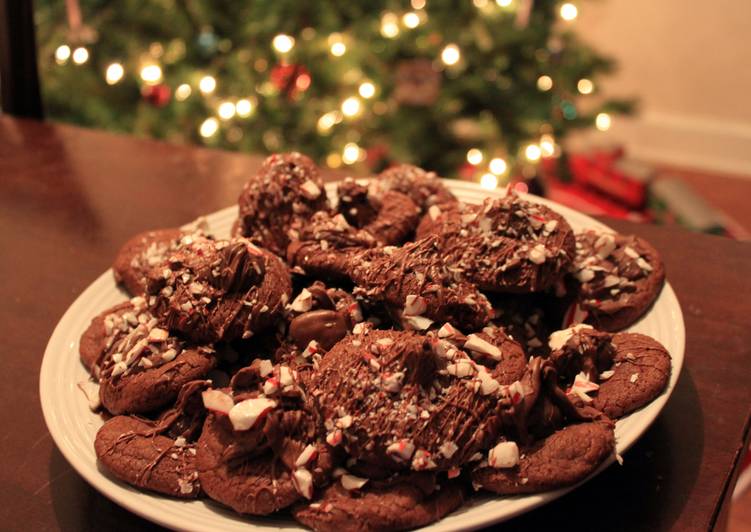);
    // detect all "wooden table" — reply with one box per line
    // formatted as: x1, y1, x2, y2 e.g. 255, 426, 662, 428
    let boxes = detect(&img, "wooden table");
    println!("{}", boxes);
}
2, 116, 750, 531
